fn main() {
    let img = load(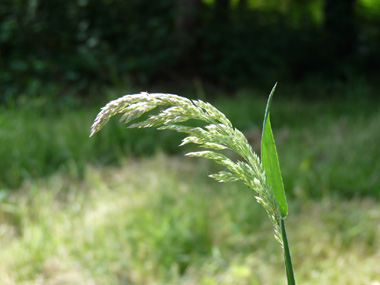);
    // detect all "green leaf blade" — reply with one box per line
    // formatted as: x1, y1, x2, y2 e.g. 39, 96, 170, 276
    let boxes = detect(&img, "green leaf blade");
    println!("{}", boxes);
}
261, 84, 288, 218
